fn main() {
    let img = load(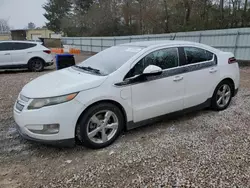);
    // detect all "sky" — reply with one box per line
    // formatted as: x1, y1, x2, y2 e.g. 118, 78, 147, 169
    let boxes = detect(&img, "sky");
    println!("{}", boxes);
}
0, 0, 47, 29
